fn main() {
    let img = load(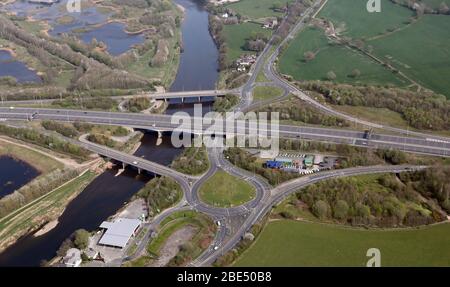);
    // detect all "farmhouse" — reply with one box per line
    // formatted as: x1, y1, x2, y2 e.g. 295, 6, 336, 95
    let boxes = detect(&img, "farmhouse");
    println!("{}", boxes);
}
263, 19, 278, 29
235, 54, 257, 71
